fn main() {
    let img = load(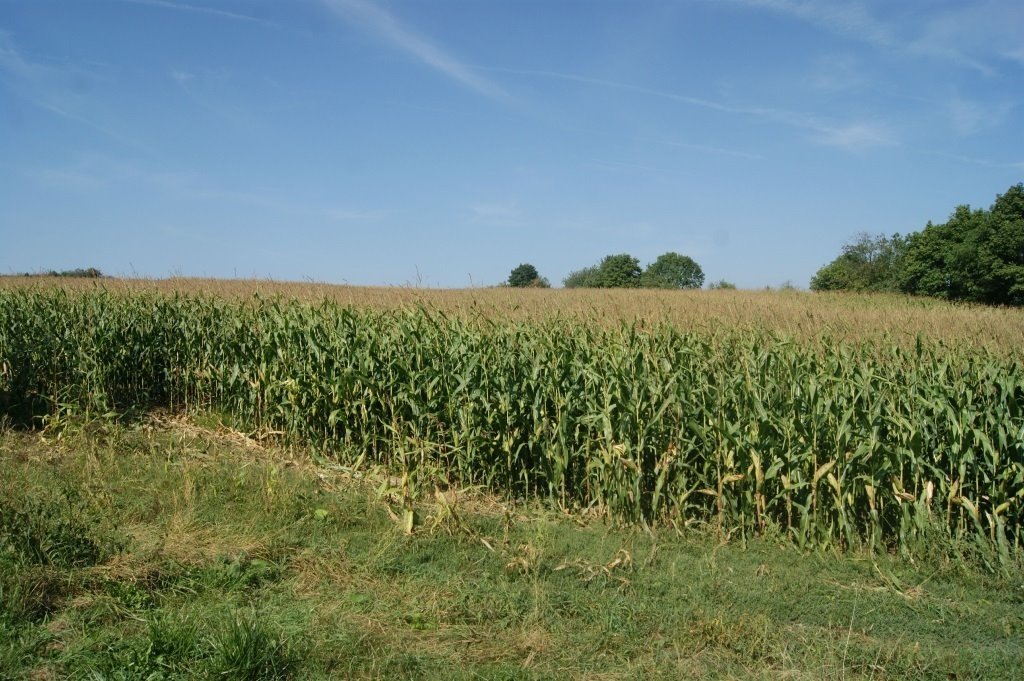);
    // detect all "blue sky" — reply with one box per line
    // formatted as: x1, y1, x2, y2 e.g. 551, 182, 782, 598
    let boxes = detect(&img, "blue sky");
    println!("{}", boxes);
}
1, 0, 1021, 288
